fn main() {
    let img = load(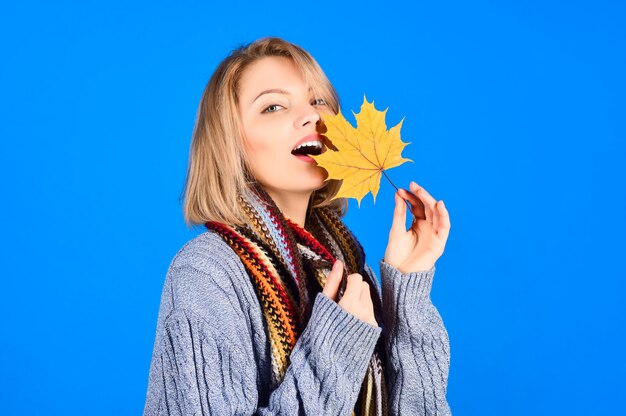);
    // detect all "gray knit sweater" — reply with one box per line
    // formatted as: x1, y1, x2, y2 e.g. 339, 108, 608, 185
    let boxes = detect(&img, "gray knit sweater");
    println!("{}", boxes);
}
143, 230, 451, 415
